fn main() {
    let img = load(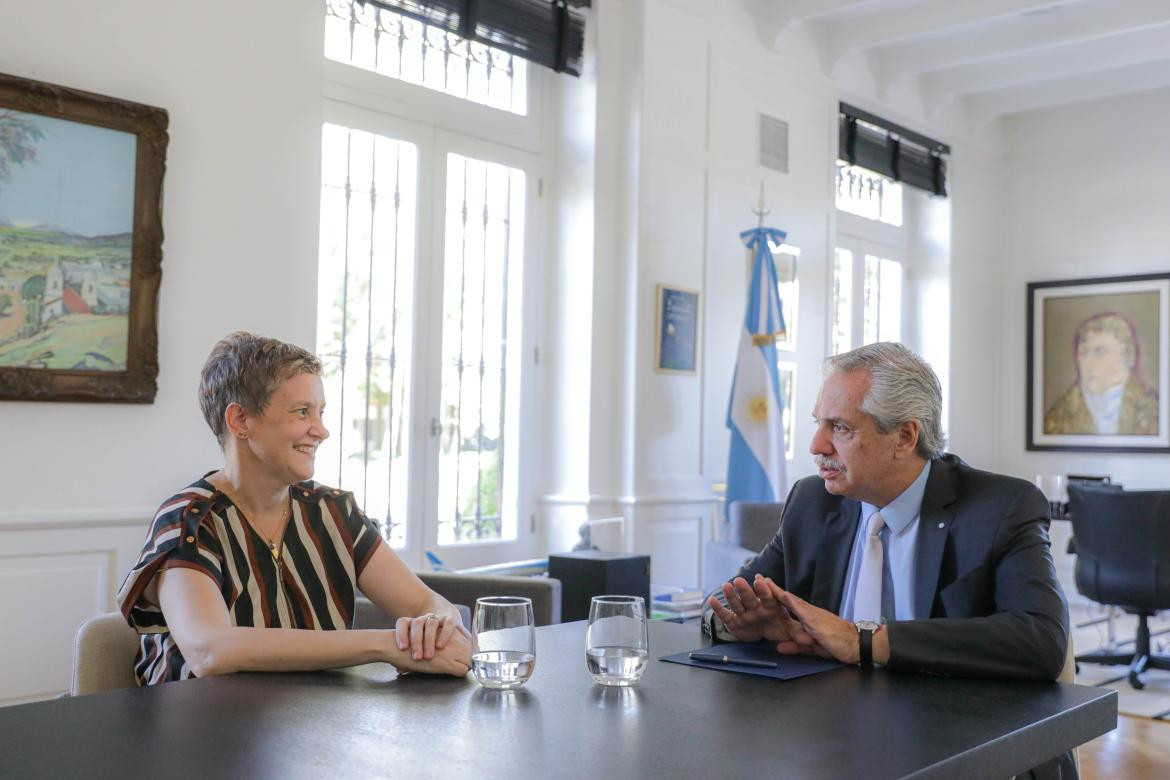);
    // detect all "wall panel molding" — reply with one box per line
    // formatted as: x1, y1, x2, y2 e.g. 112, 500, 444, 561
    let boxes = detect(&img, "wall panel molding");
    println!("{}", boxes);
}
0, 508, 151, 532
0, 522, 148, 705
541, 492, 718, 507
